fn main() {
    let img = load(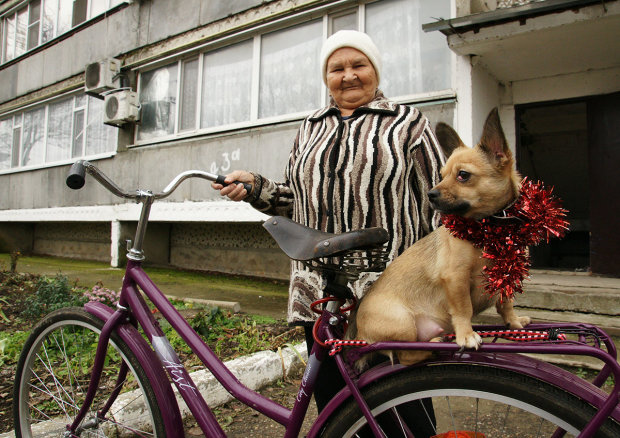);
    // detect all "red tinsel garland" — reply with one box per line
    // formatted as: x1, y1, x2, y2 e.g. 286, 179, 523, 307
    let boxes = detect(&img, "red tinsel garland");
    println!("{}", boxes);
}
442, 178, 569, 301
